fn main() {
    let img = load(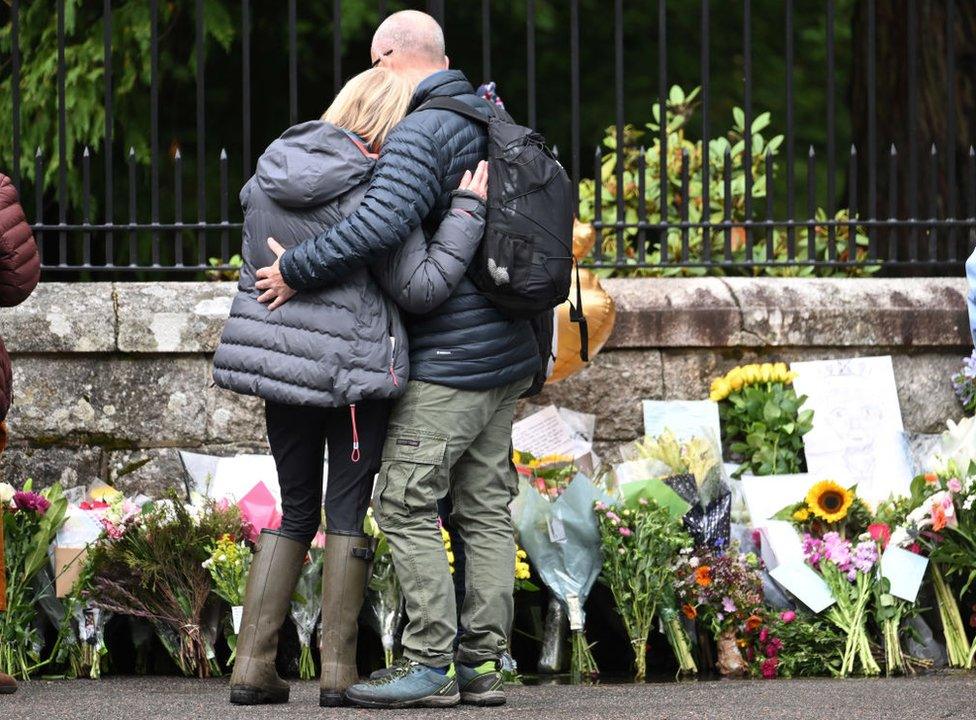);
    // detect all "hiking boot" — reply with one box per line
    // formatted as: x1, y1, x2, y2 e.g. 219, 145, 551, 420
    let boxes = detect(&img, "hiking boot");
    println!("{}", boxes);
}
368, 656, 408, 680
457, 660, 506, 706
344, 660, 460, 709
318, 532, 372, 708
0, 671, 16, 694
229, 530, 308, 705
